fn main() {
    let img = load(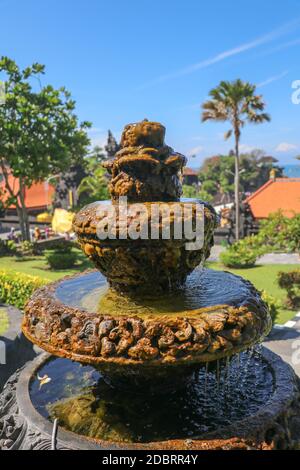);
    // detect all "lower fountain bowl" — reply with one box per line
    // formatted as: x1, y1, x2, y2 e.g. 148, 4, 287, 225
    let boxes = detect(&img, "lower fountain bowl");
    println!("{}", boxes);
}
22, 269, 272, 375
0, 348, 300, 450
